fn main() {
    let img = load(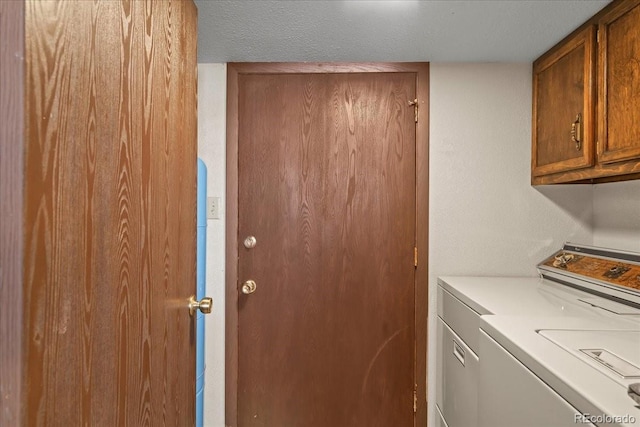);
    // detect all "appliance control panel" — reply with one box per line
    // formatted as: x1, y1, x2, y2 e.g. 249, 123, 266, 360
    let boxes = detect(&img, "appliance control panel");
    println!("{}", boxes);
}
539, 244, 640, 294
